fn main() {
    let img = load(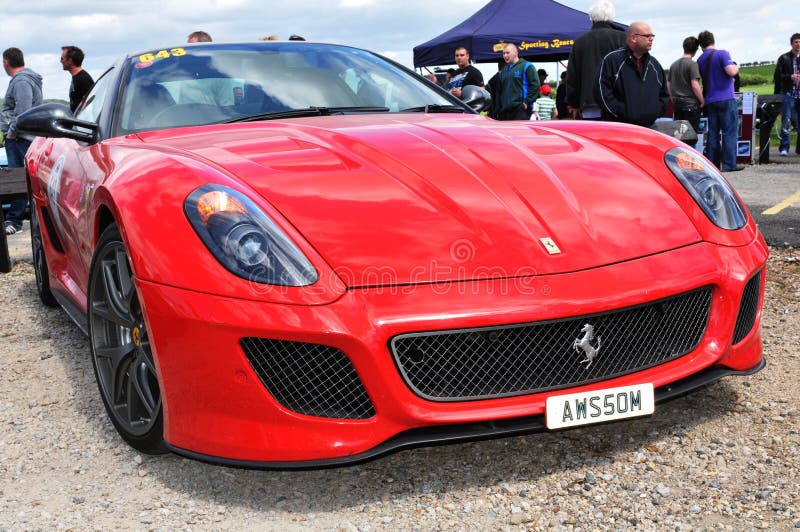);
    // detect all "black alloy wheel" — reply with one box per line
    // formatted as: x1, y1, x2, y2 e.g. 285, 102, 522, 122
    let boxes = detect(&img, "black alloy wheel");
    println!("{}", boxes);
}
88, 223, 166, 453
29, 204, 57, 306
